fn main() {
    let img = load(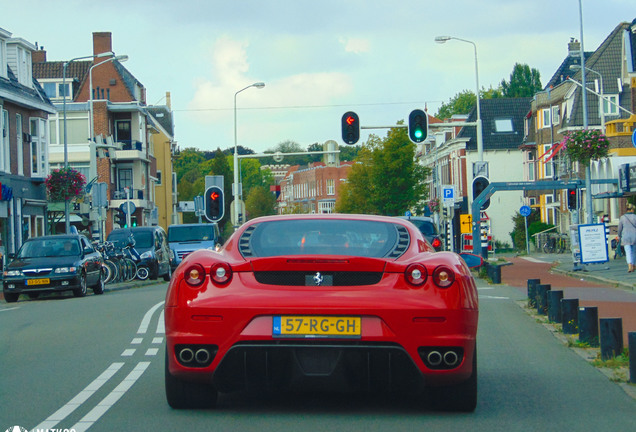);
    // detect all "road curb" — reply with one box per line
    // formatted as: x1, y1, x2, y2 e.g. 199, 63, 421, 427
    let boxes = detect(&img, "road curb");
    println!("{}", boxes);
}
1, 278, 165, 303
551, 265, 636, 292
